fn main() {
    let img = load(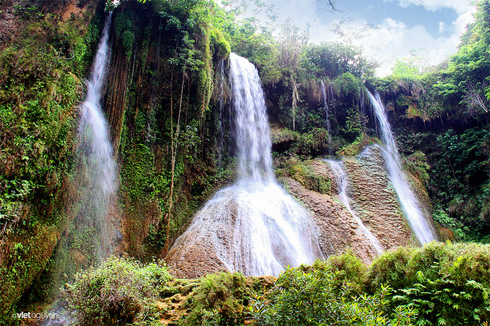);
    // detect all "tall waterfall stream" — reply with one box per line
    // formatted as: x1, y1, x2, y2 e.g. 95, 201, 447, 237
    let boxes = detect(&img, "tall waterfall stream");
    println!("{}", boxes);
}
167, 54, 322, 276
368, 90, 436, 244
43, 14, 116, 326
77, 13, 117, 260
